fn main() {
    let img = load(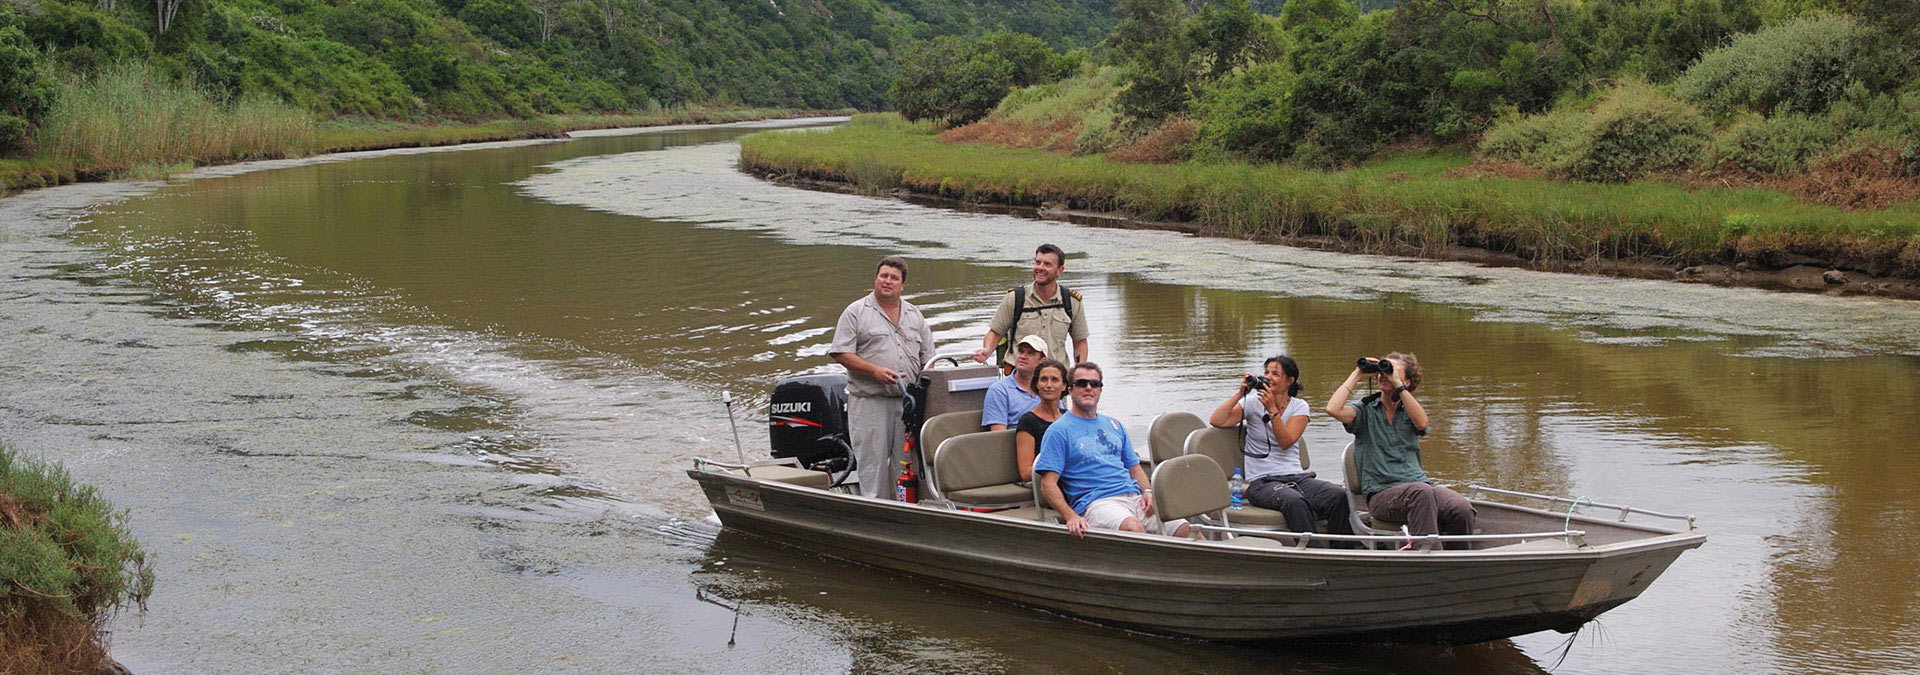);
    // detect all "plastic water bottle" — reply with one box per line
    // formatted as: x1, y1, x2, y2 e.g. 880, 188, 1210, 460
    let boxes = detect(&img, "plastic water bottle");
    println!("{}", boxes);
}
1229, 468, 1246, 510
